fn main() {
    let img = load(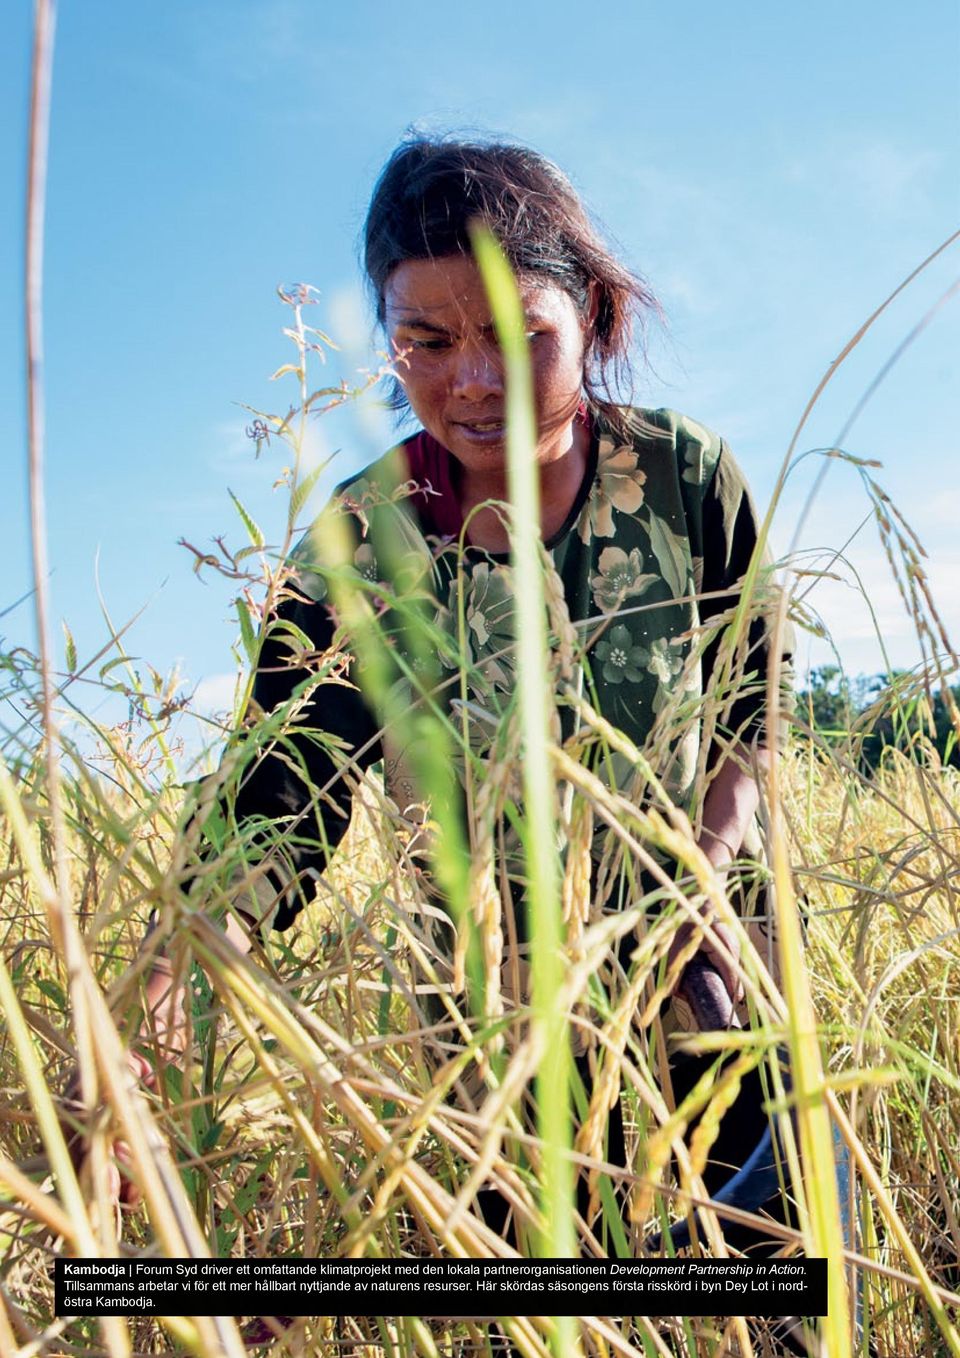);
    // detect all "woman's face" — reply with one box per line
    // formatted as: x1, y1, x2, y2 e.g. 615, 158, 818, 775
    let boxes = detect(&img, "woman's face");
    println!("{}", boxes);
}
383, 254, 592, 478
